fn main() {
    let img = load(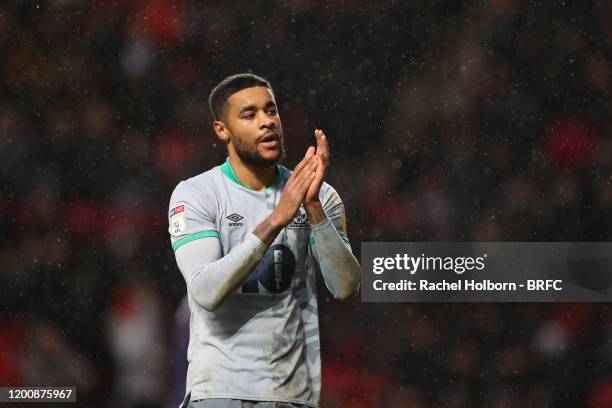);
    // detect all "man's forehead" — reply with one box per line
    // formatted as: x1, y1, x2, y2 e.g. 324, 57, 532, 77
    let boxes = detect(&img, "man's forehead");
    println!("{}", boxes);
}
227, 86, 275, 110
